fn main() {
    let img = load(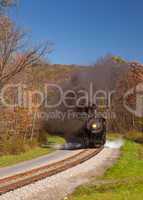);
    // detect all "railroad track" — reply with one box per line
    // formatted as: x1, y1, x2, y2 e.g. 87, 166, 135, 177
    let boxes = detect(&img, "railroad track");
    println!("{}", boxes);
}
0, 147, 103, 195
